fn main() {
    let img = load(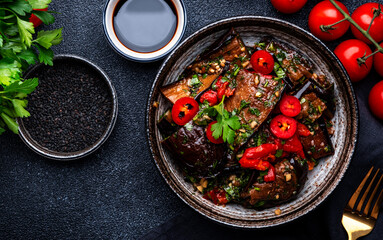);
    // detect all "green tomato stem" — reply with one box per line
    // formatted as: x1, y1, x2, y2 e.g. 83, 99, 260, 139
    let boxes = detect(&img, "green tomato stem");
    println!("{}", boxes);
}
366, 4, 382, 34
320, 18, 348, 32
328, 0, 383, 62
